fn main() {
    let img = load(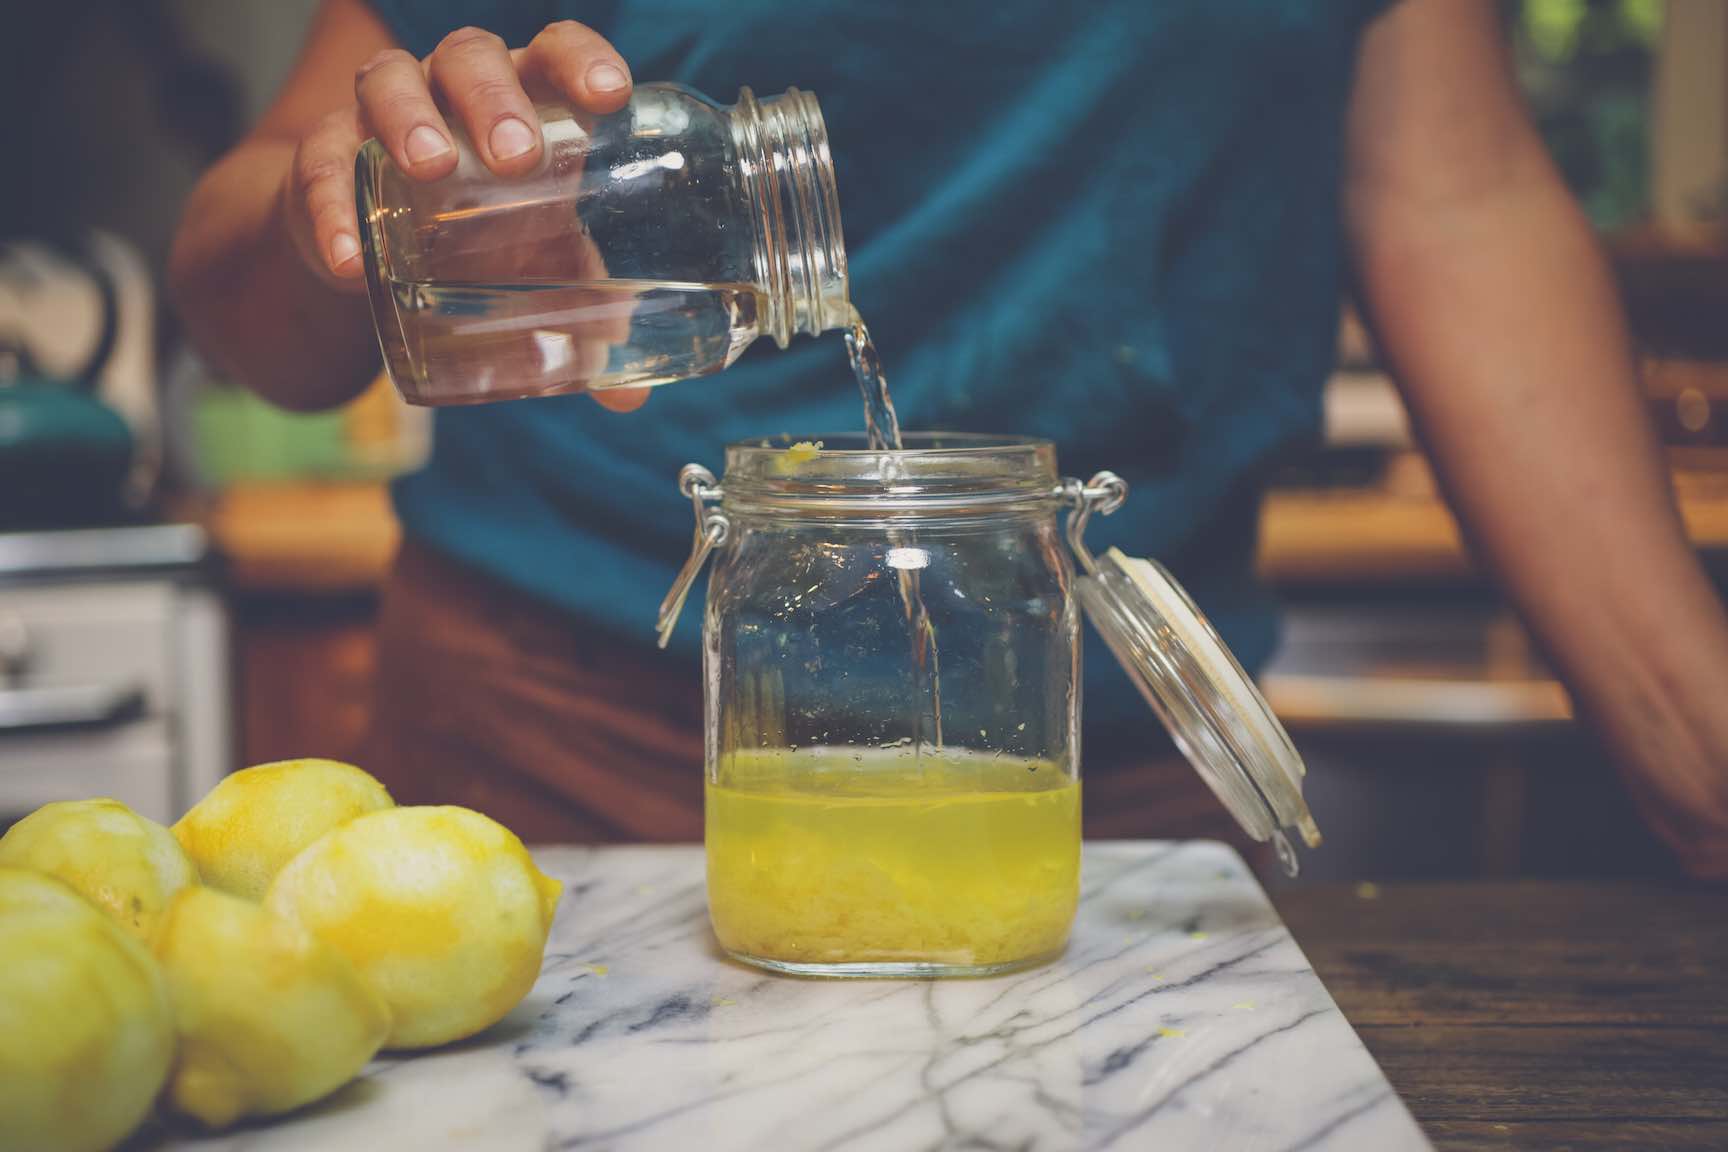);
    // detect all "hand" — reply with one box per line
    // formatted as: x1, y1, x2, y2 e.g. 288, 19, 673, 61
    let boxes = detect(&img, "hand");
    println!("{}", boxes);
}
1623, 740, 1728, 881
279, 21, 649, 410
287, 21, 629, 285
